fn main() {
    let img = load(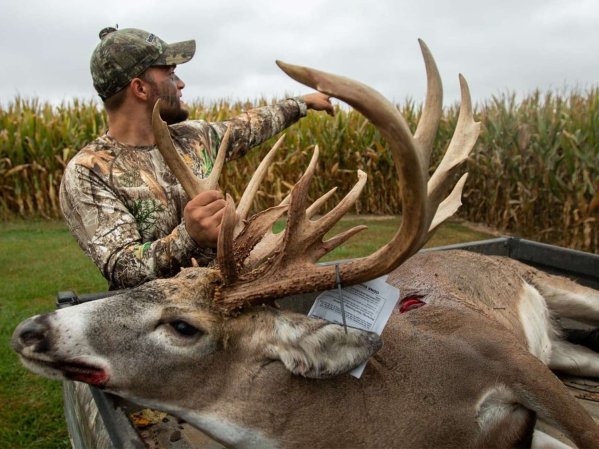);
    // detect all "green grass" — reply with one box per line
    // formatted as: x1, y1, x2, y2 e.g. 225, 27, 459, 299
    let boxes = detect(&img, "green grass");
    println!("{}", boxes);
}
1, 221, 107, 449
0, 218, 490, 448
